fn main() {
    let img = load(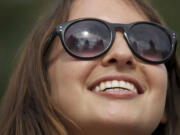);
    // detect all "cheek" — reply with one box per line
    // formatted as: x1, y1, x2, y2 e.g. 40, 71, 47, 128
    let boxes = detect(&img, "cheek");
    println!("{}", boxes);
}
54, 60, 97, 85
48, 59, 100, 129
48, 59, 97, 108
143, 64, 168, 97
140, 64, 168, 126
